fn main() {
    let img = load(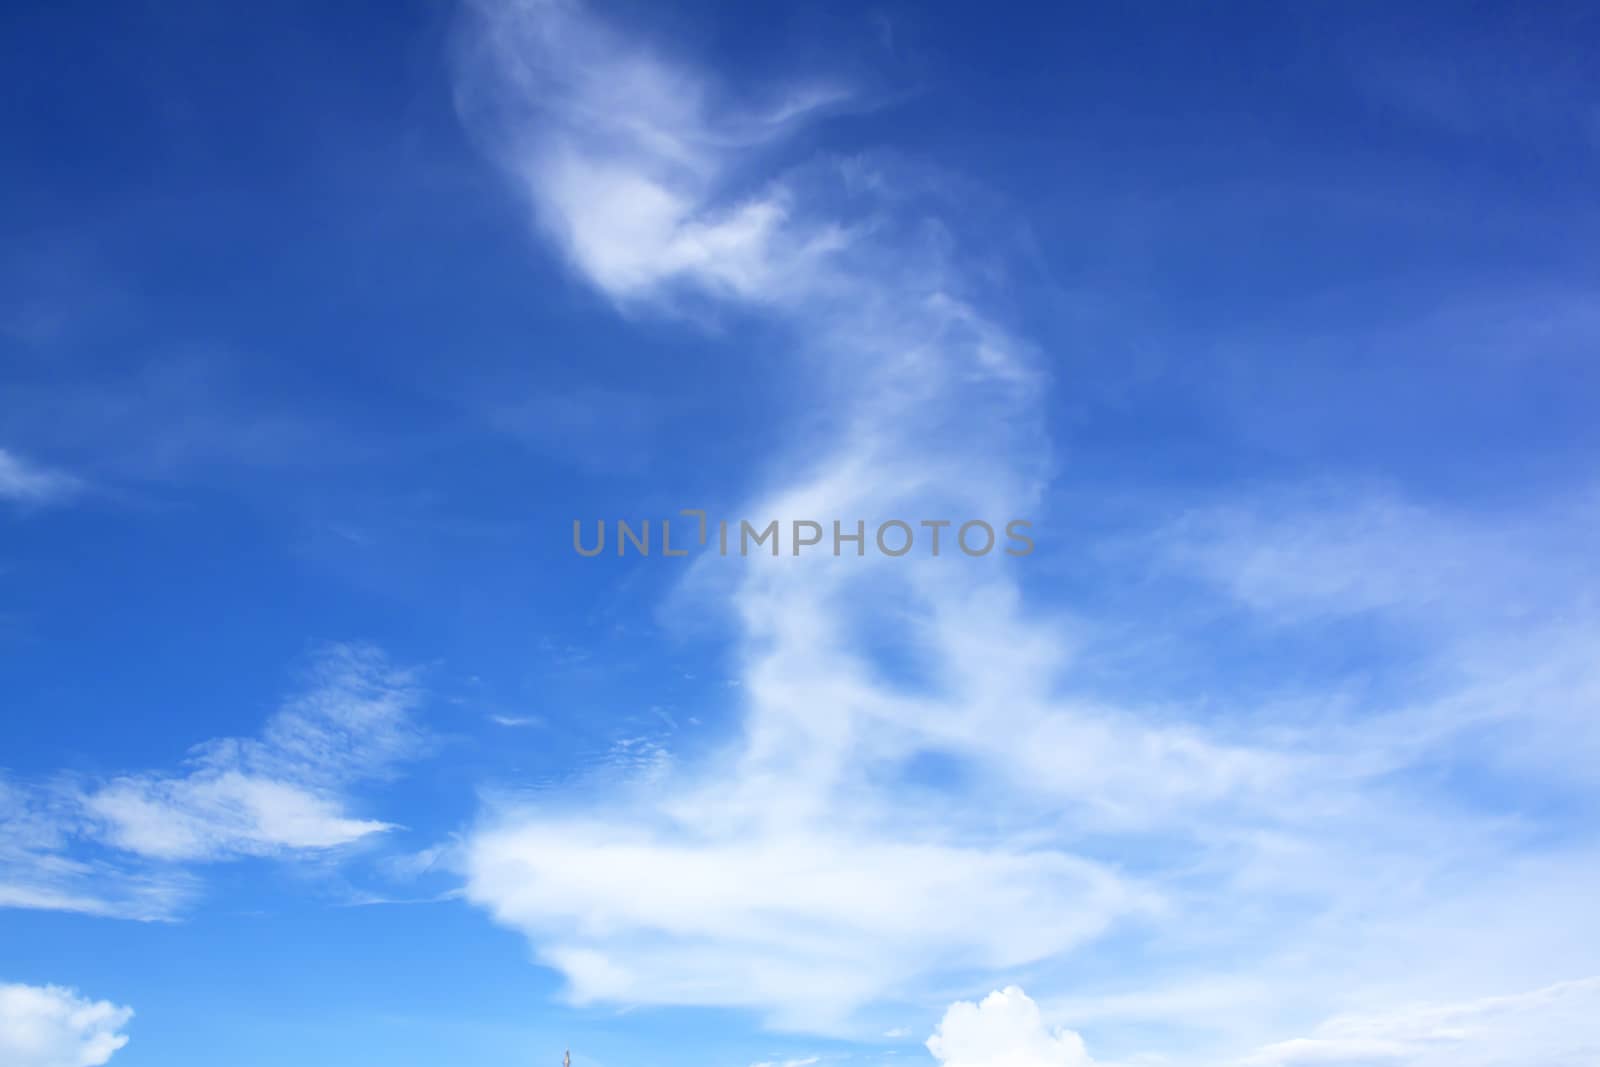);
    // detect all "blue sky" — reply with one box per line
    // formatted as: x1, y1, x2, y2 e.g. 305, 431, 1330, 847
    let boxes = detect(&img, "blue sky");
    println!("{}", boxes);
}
3, 1, 1599, 1065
